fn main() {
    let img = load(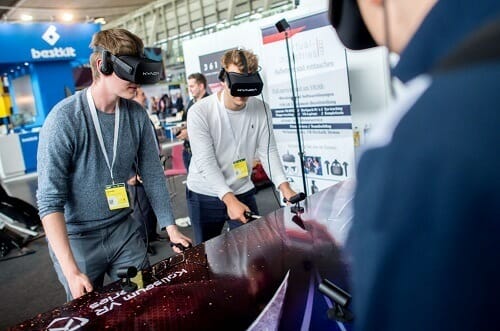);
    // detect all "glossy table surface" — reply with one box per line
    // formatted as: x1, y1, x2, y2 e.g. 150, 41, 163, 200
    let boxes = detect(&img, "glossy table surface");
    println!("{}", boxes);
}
10, 180, 355, 331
